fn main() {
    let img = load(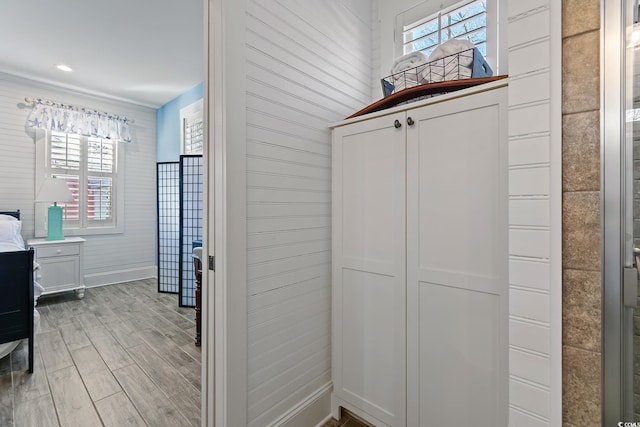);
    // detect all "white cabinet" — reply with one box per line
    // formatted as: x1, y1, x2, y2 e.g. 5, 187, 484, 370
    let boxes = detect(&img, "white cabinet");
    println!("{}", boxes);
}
331, 85, 508, 427
27, 237, 86, 298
